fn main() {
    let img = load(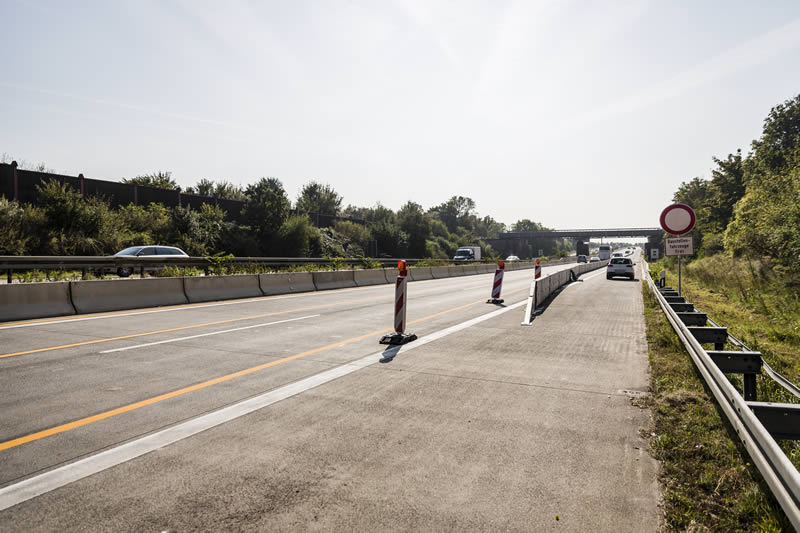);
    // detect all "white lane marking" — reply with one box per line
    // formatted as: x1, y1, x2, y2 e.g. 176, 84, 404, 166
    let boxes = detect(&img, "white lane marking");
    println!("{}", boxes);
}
0, 300, 526, 511
98, 315, 320, 354
0, 268, 546, 331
